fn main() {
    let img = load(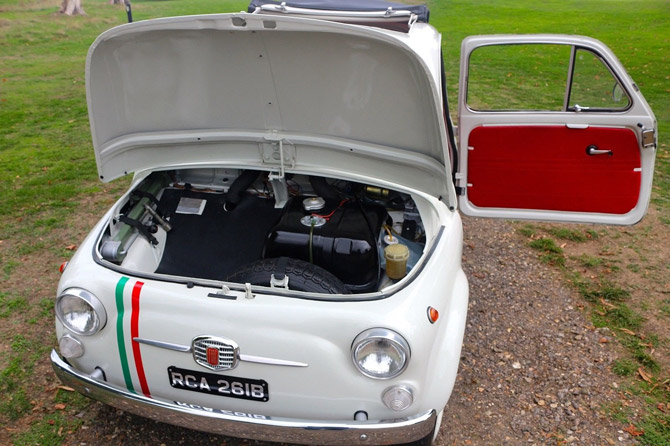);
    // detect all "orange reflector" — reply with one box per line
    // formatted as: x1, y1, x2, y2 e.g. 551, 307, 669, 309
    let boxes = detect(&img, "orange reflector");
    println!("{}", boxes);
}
59, 261, 69, 274
427, 306, 439, 324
